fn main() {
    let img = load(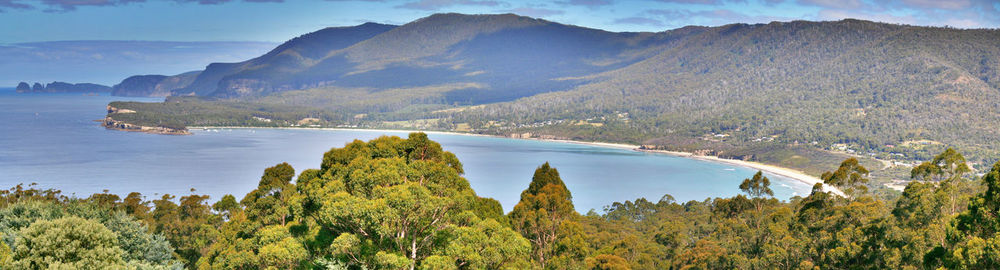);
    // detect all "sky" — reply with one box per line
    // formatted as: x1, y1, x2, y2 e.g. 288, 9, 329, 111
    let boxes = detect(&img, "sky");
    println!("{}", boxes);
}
0, 41, 278, 86
1, 0, 999, 44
